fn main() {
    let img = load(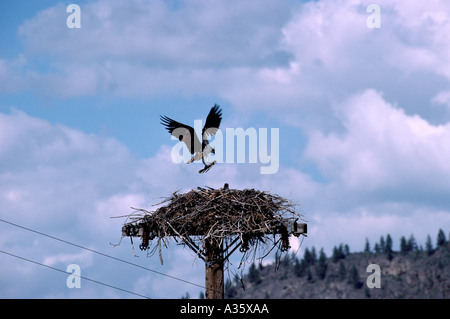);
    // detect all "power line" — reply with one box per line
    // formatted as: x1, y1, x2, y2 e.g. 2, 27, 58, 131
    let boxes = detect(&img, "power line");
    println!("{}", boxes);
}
0, 218, 241, 298
0, 218, 206, 291
0, 249, 150, 299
